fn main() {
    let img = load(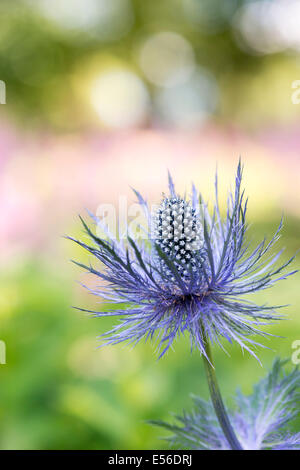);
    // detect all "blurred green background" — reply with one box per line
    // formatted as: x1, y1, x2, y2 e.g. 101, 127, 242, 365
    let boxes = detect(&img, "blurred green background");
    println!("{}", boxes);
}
0, 0, 300, 450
